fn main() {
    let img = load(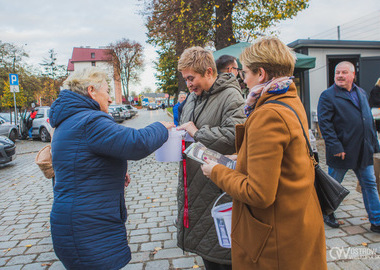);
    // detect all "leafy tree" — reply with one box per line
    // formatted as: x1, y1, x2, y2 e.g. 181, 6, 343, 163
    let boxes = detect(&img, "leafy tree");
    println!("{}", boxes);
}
0, 42, 28, 99
36, 77, 58, 106
0, 43, 66, 110
40, 49, 67, 79
231, 0, 309, 45
154, 45, 178, 96
144, 0, 214, 95
0, 41, 28, 73
108, 39, 144, 99
143, 0, 310, 93
18, 67, 43, 108
0, 80, 27, 108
